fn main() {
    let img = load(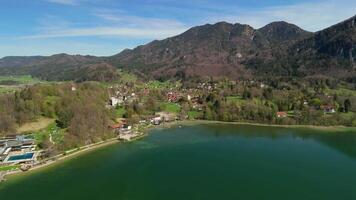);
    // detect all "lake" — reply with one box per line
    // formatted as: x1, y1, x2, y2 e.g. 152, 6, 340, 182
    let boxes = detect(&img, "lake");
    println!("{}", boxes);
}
1, 124, 356, 200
